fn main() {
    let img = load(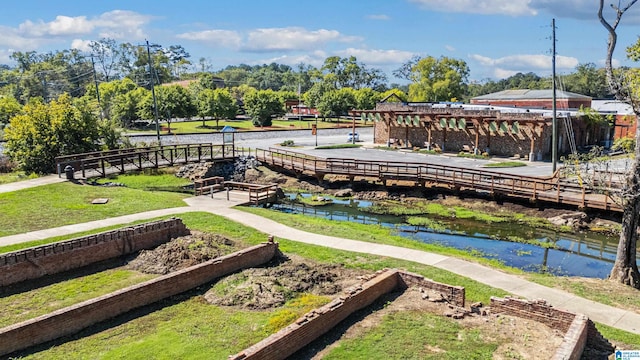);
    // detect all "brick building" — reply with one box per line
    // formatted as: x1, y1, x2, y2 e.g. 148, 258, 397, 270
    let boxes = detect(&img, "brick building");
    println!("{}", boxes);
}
470, 89, 592, 110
